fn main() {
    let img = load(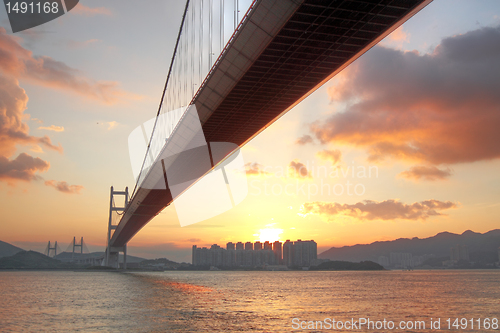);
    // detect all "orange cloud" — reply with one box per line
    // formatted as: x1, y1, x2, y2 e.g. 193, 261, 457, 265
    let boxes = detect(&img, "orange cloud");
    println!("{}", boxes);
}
380, 26, 410, 50
389, 26, 410, 42
244, 162, 272, 177
0, 153, 49, 182
316, 149, 342, 164
0, 27, 141, 104
310, 25, 500, 166
0, 74, 62, 158
0, 70, 61, 185
300, 199, 457, 221
44, 180, 84, 194
106, 121, 118, 130
399, 166, 452, 181
71, 4, 112, 16
38, 125, 64, 132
